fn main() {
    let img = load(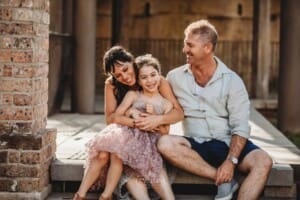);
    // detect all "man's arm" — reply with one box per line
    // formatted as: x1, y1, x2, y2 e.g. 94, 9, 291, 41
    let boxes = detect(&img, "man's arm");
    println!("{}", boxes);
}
215, 74, 250, 185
